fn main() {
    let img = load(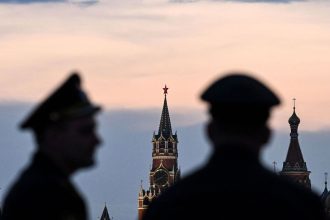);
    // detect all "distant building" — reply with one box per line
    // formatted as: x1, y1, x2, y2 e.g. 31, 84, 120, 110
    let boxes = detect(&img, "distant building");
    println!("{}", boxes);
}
280, 100, 311, 189
321, 173, 330, 218
100, 204, 112, 220
137, 85, 180, 220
